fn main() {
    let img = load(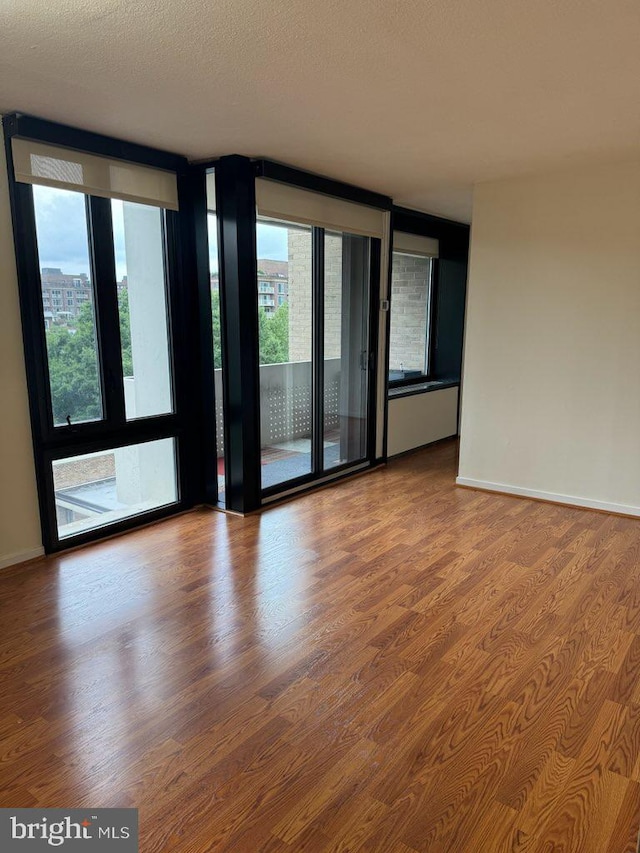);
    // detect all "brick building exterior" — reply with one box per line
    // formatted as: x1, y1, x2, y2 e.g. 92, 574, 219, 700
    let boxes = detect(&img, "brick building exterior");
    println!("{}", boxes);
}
40, 268, 92, 328
388, 253, 431, 373
247, 259, 288, 315
288, 237, 433, 376
40, 268, 130, 329
287, 230, 342, 362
